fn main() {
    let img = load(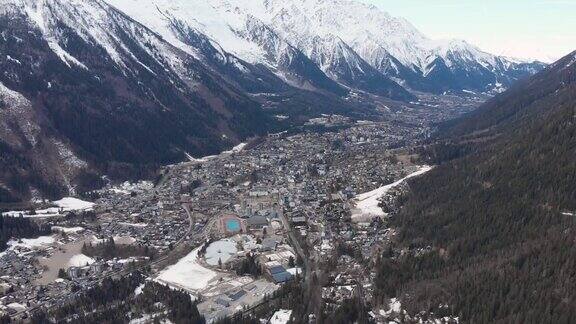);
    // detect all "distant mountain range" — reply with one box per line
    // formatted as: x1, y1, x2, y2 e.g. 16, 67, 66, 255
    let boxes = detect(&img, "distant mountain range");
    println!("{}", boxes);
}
0, 0, 546, 201
106, 0, 545, 95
